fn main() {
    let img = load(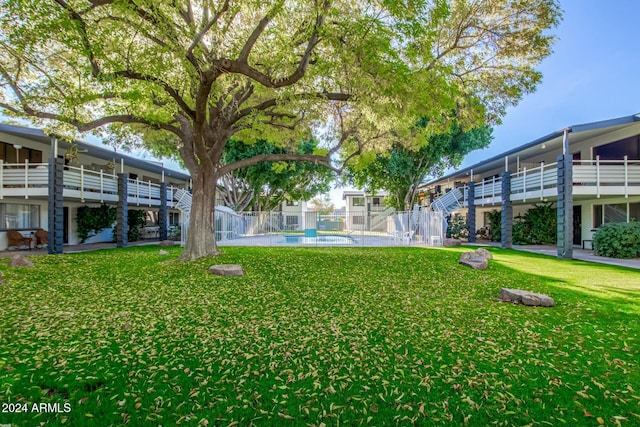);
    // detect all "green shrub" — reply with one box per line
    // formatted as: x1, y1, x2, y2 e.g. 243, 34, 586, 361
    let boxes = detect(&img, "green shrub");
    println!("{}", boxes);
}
513, 202, 556, 245
446, 213, 468, 239
76, 204, 117, 243
127, 210, 147, 242
486, 209, 501, 242
593, 222, 640, 258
